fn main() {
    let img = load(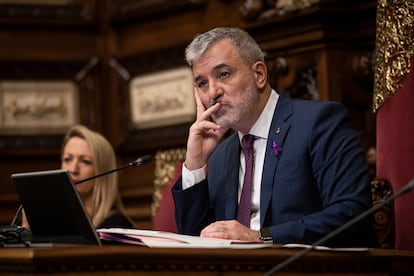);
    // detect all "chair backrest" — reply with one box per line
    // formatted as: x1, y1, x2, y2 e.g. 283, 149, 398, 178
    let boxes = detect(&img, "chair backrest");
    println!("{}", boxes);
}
151, 148, 186, 233
371, 178, 395, 248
